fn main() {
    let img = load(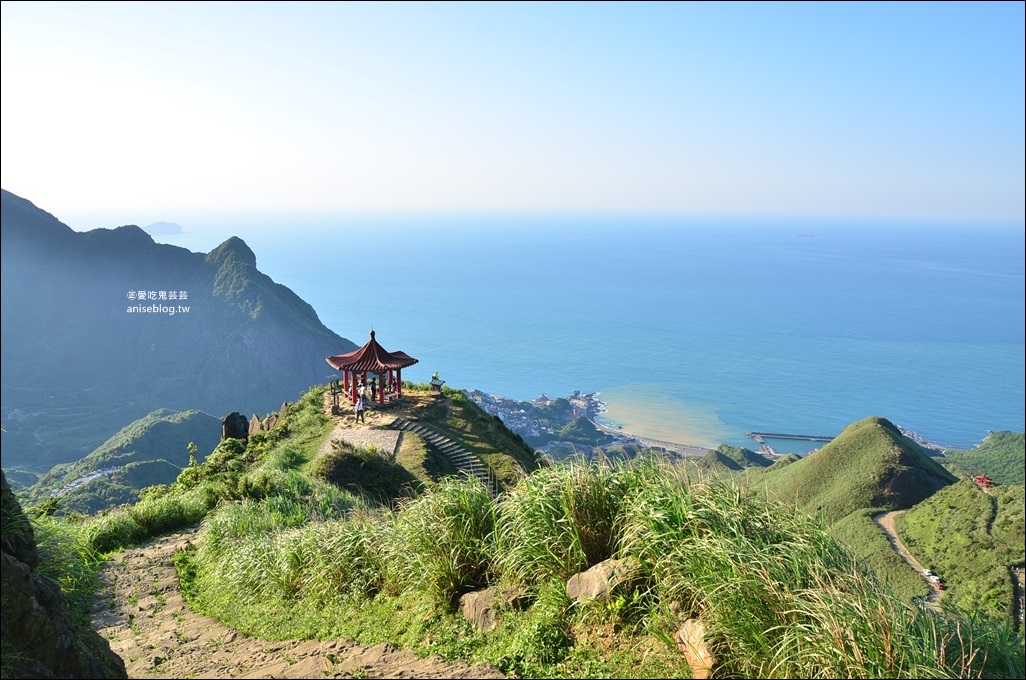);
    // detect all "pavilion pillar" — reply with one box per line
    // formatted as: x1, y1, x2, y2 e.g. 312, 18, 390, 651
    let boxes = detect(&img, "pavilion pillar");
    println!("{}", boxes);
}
397, 369, 402, 398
